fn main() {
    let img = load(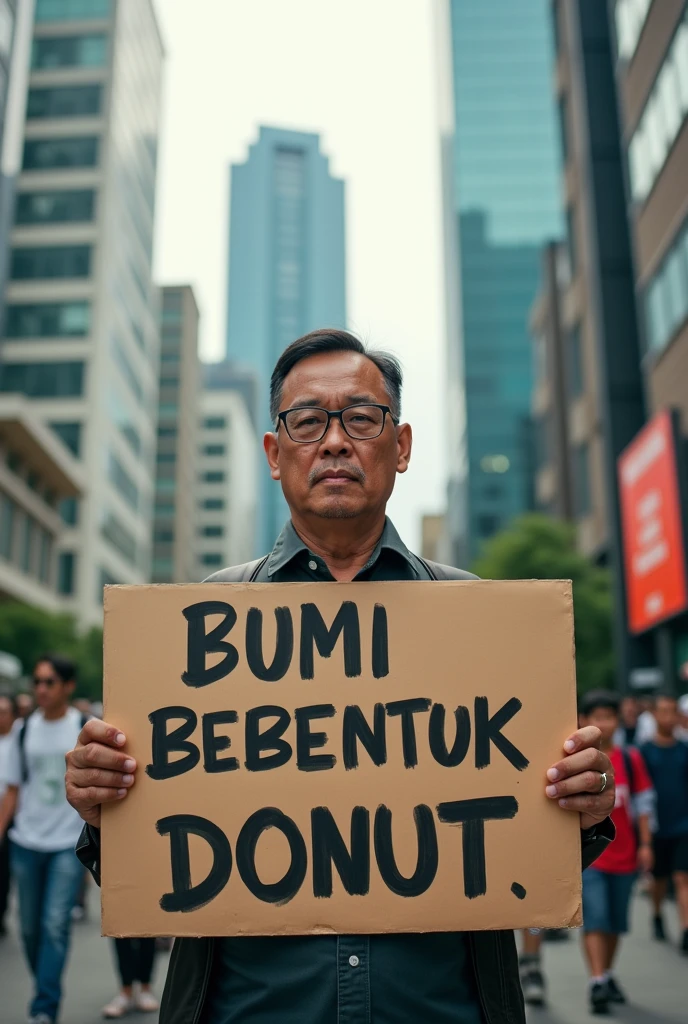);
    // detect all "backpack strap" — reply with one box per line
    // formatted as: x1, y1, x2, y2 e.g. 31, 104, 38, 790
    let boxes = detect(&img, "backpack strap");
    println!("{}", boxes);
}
18, 718, 29, 784
622, 746, 636, 794
416, 556, 479, 582
202, 556, 269, 584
